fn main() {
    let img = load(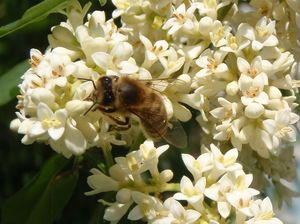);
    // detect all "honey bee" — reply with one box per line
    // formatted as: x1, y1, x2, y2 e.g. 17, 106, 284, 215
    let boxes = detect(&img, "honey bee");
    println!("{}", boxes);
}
83, 75, 187, 148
